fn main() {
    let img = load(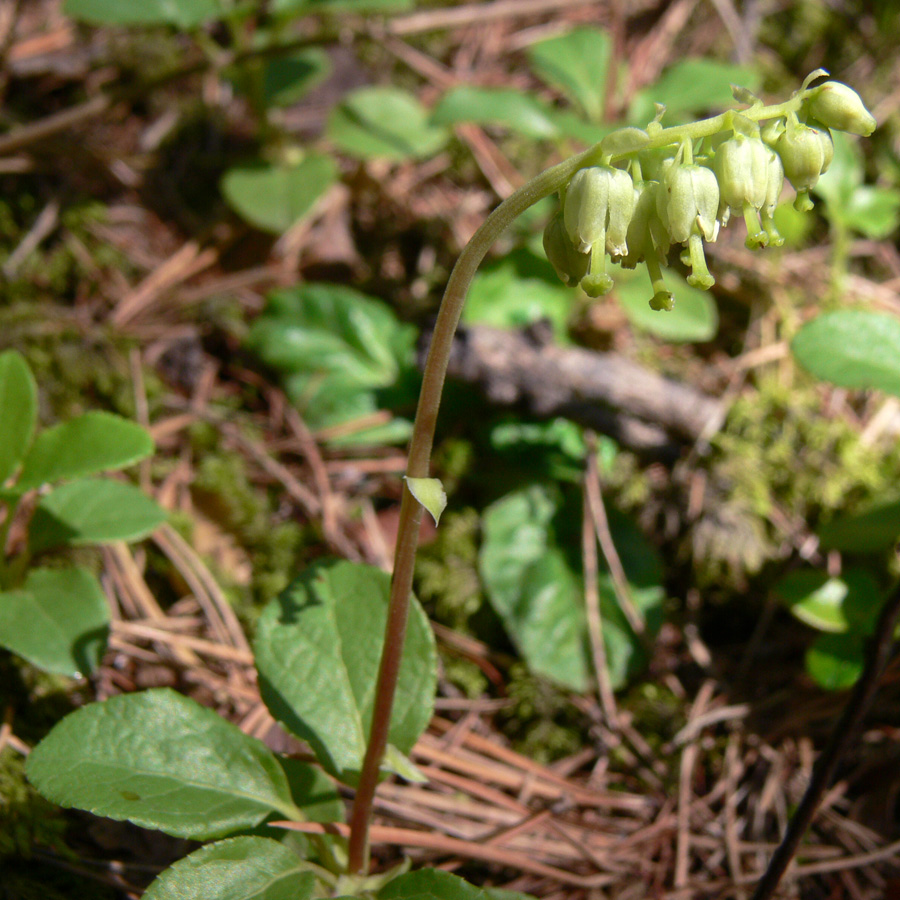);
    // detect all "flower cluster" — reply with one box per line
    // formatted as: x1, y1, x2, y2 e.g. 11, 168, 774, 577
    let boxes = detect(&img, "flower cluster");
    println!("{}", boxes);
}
543, 76, 876, 311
